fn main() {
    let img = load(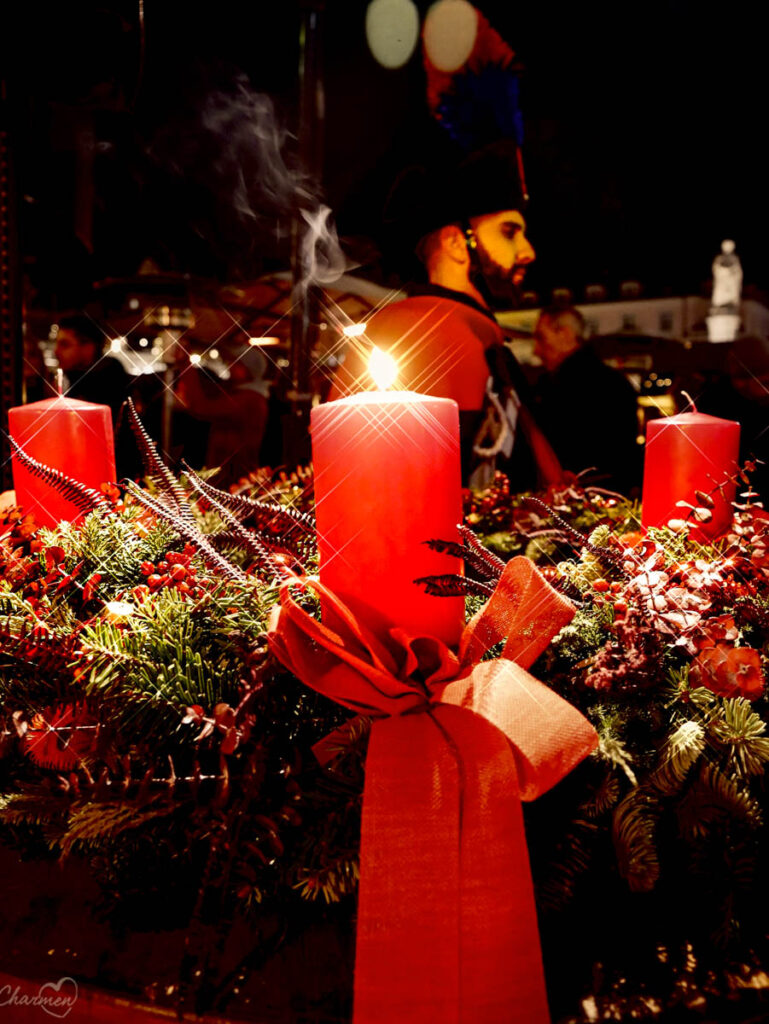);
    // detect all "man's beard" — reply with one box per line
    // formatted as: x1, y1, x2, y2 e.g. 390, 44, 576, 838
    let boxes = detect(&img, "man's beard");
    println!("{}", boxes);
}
471, 241, 524, 309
